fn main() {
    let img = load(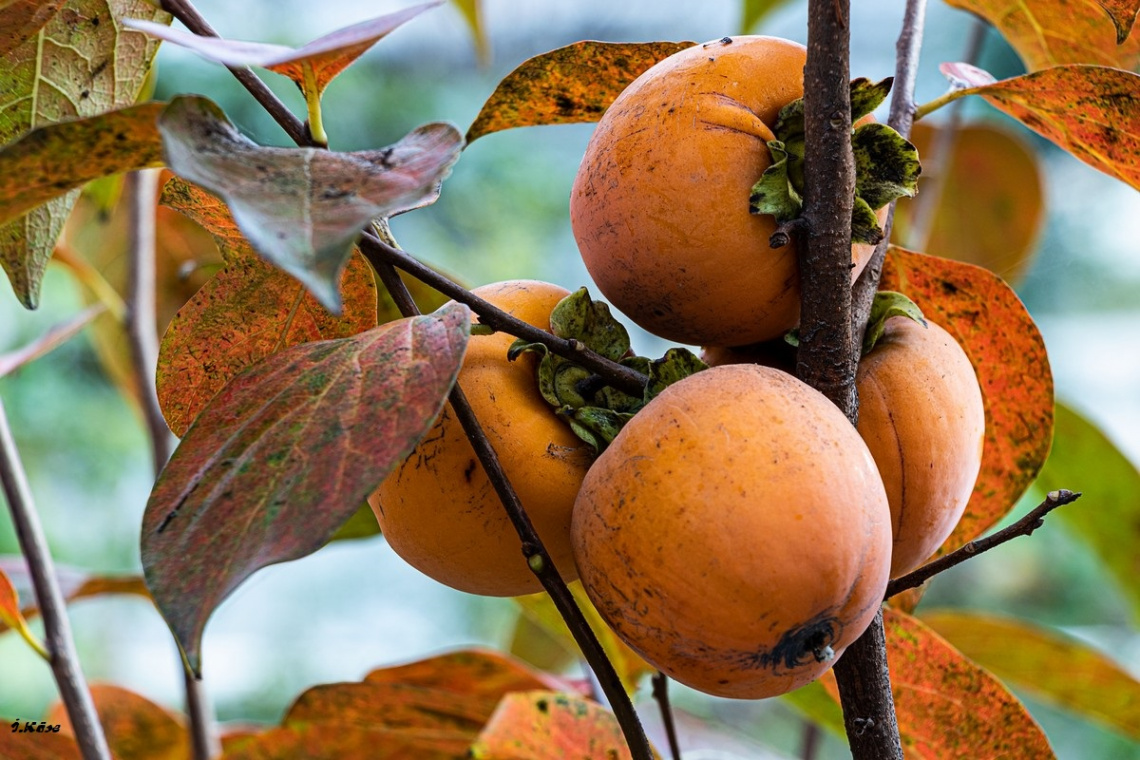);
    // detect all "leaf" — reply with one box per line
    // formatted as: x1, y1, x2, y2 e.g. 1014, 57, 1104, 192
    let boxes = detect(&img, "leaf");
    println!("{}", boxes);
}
0, 305, 103, 378
851, 122, 920, 211
45, 685, 189, 760
0, 729, 81, 759
945, 0, 1140, 70
1098, 0, 1140, 43
157, 96, 463, 311
0, 0, 169, 308
0, 557, 150, 636
363, 649, 570, 701
218, 724, 470, 760
780, 680, 846, 737
0, 103, 166, 227
0, 0, 66, 56
921, 610, 1140, 741
284, 682, 487, 734
893, 122, 1044, 283
740, 0, 796, 32
1035, 401, 1140, 623
466, 40, 693, 144
125, 3, 438, 99
938, 63, 1140, 192
156, 176, 378, 437
880, 247, 1054, 555
0, 564, 48, 658
326, 502, 381, 542
141, 304, 470, 673
877, 607, 1055, 758
548, 287, 630, 362
450, 0, 489, 65
469, 692, 638, 760
861, 290, 926, 356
